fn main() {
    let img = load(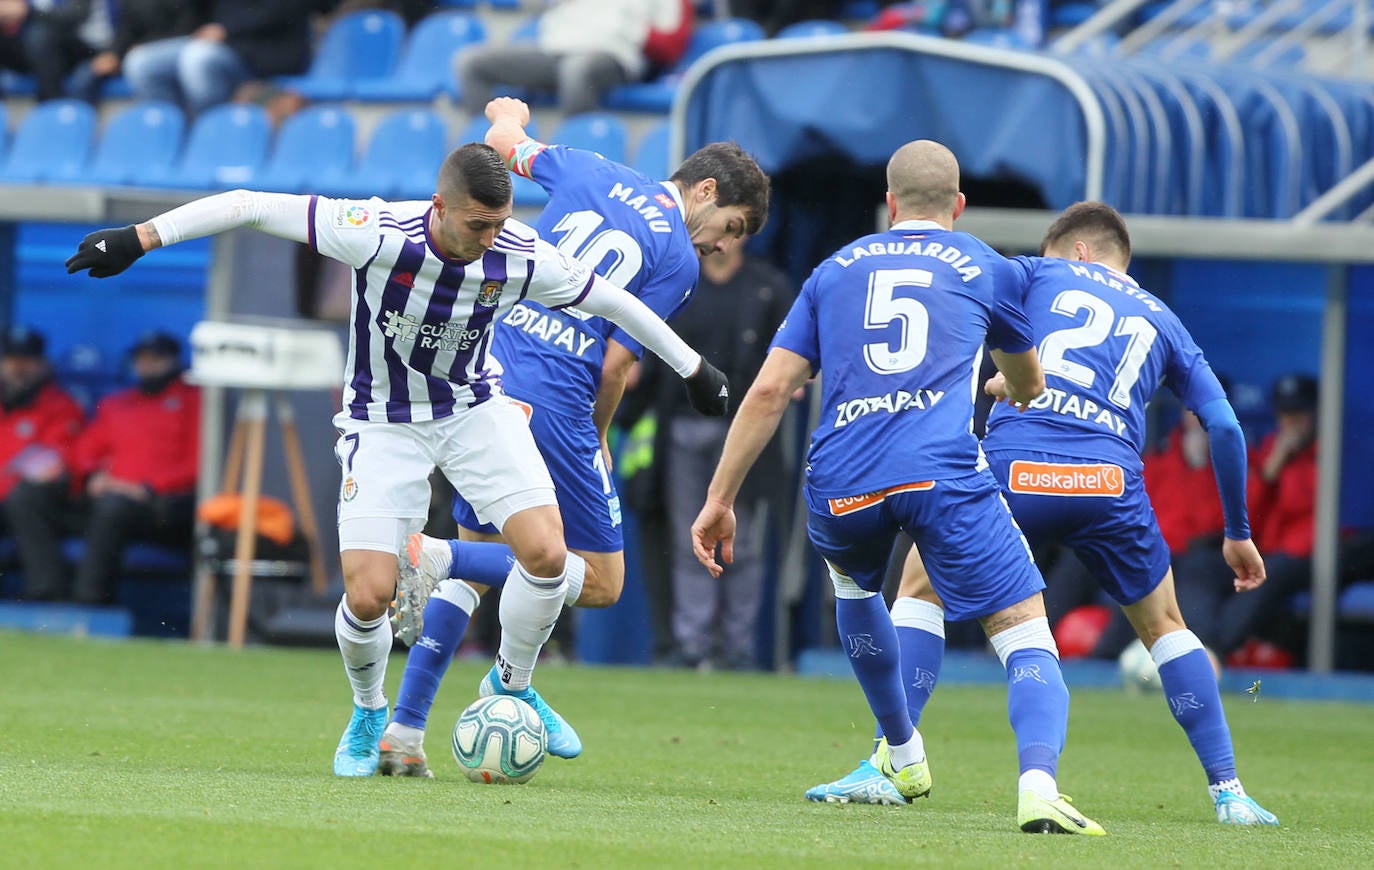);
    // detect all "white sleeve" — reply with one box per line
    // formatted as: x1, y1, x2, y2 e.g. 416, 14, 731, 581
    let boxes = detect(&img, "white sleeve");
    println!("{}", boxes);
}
573, 274, 702, 378
149, 190, 382, 269
521, 235, 701, 376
